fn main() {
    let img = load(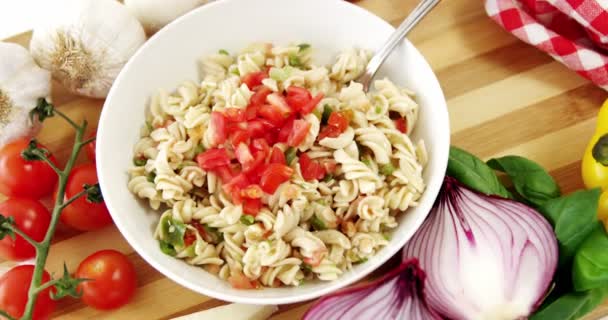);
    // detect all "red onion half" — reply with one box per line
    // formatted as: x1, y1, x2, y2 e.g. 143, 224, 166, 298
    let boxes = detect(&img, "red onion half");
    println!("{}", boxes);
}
303, 259, 441, 320
403, 177, 558, 320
